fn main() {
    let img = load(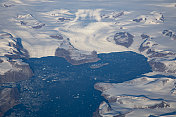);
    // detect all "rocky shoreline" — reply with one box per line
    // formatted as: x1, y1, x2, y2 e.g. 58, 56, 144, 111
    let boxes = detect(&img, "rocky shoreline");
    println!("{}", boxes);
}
94, 77, 176, 117
55, 48, 100, 65
0, 32, 33, 116
0, 88, 20, 117
0, 1, 176, 116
